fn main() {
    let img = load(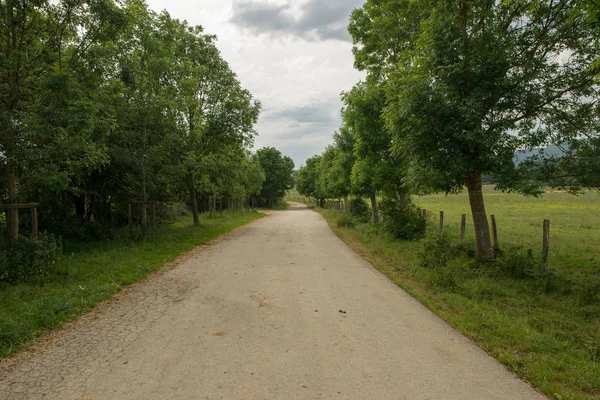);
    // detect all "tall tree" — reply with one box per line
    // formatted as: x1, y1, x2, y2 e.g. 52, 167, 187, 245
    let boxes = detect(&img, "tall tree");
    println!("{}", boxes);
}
255, 147, 295, 207
342, 78, 409, 222
168, 19, 260, 224
0, 0, 125, 241
296, 155, 322, 203
350, 0, 600, 260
